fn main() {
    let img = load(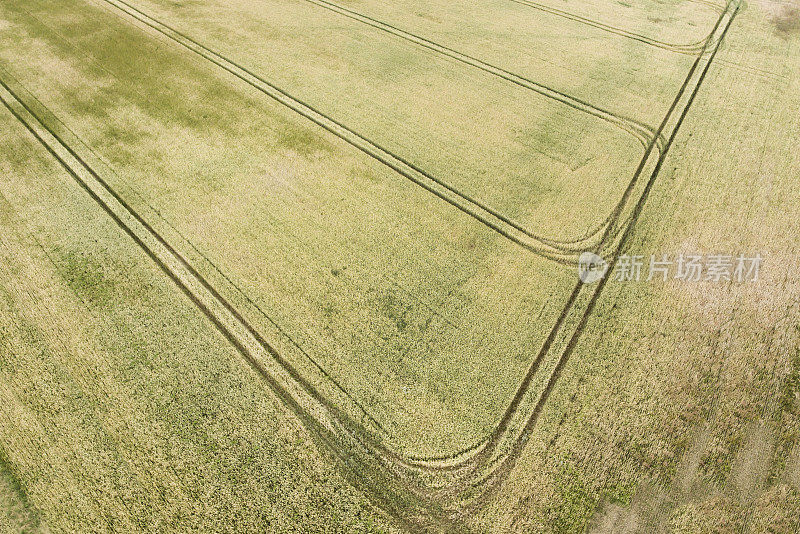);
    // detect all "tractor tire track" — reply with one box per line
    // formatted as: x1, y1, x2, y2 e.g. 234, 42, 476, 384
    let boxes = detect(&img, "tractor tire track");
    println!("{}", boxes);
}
294, 0, 672, 254
419, 3, 742, 515
363, 0, 737, 508
298, 0, 660, 147
94, 0, 736, 486
94, 0, 662, 263
372, 6, 738, 518
510, 0, 716, 55
1, 0, 738, 528
379, 0, 733, 466
0, 60, 501, 531
92, 0, 737, 525
0, 61, 386, 436
473, 2, 740, 506
0, 65, 456, 529
0, 69, 390, 465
